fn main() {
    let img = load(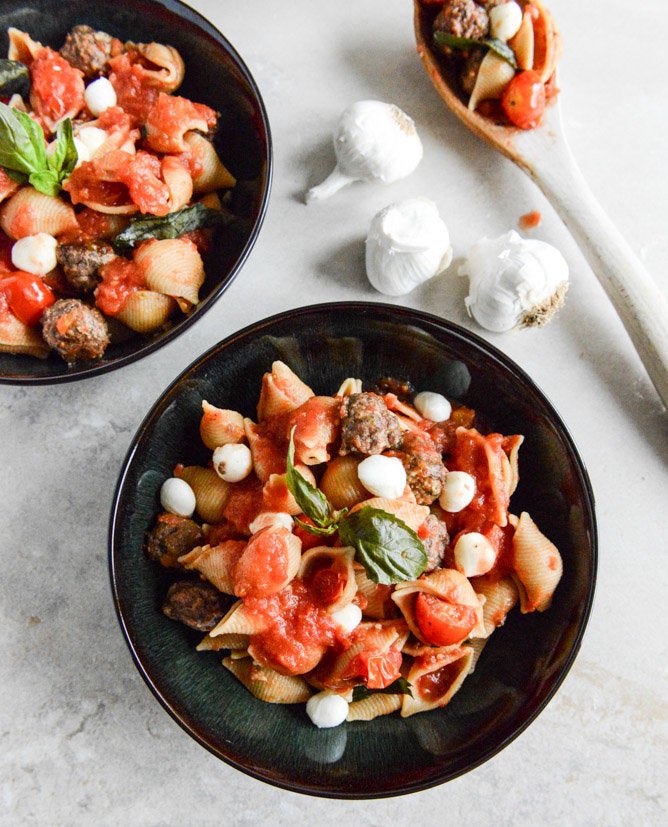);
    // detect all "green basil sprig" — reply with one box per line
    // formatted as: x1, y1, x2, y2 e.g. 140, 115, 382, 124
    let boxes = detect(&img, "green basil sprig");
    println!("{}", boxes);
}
112, 202, 234, 254
286, 430, 427, 584
0, 59, 30, 97
433, 32, 518, 69
0, 102, 77, 196
352, 677, 413, 703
